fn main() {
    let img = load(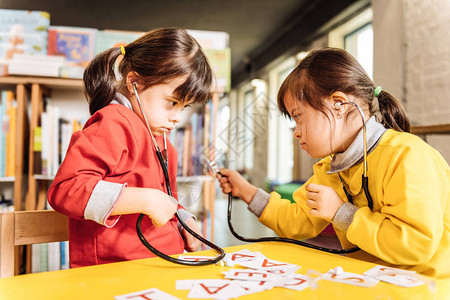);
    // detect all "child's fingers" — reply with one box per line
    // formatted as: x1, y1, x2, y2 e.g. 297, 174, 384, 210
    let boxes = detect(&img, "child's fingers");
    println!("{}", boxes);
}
306, 199, 317, 209
220, 183, 232, 194
218, 176, 229, 184
309, 208, 319, 217
219, 168, 231, 176
306, 190, 319, 201
305, 183, 321, 192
